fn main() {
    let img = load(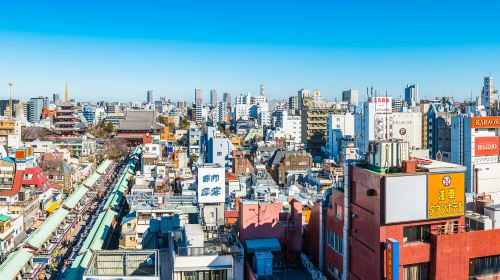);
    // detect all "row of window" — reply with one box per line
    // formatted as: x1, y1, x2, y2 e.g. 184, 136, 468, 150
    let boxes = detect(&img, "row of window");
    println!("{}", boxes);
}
327, 230, 343, 255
